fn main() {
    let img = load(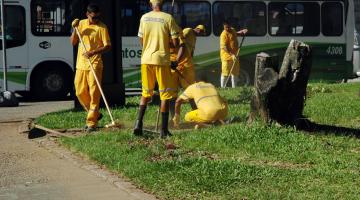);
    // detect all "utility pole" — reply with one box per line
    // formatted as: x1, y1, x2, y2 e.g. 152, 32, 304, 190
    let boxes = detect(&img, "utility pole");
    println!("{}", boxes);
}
0, 0, 7, 91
